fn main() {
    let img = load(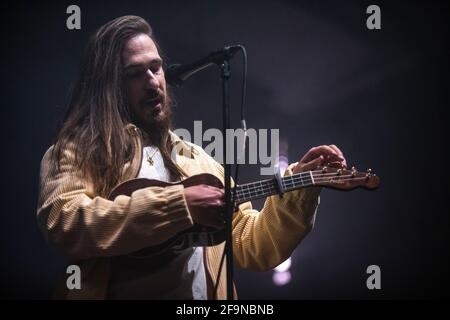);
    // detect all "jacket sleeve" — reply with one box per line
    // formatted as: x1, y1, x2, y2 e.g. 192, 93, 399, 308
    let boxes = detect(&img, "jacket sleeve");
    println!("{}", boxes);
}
226, 164, 321, 271
36, 146, 194, 261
